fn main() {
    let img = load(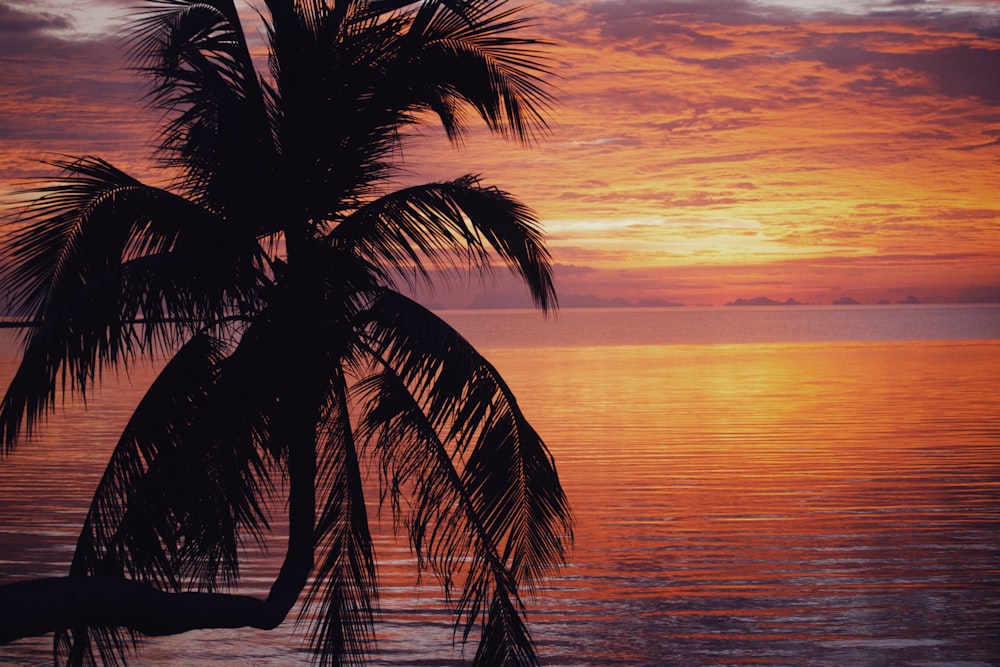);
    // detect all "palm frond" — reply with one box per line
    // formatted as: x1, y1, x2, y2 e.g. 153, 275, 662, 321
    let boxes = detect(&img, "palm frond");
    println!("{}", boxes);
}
355, 290, 571, 665
0, 156, 262, 451
442, 6, 553, 143
302, 372, 378, 667
333, 176, 556, 312
55, 330, 278, 666
130, 0, 276, 216
387, 0, 555, 144
4, 157, 176, 320
355, 366, 535, 664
